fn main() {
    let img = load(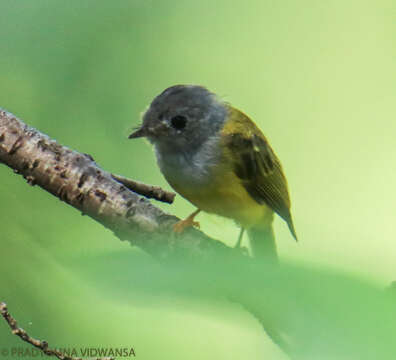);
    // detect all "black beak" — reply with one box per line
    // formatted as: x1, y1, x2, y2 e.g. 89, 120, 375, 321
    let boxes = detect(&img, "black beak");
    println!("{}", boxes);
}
128, 127, 147, 139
